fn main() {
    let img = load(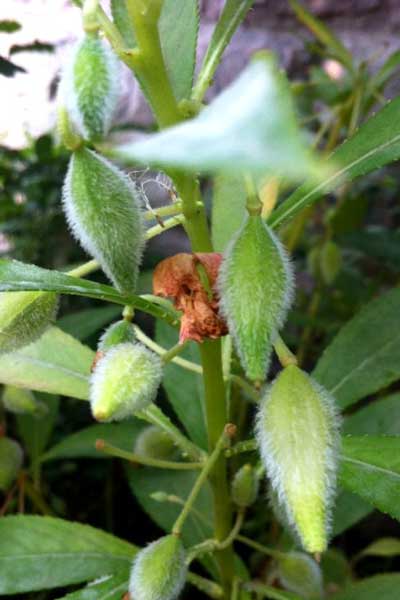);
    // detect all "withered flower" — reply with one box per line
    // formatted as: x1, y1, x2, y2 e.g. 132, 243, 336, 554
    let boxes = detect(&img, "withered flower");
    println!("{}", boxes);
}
153, 253, 228, 343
